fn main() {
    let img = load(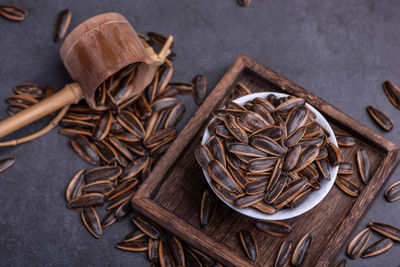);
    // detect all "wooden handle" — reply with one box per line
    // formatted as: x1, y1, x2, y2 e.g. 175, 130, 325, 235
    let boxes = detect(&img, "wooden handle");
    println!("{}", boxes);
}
0, 83, 83, 139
